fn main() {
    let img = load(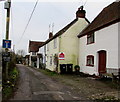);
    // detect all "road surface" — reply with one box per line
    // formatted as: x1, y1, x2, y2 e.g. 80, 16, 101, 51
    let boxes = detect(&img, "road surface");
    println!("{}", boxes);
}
10, 64, 87, 101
